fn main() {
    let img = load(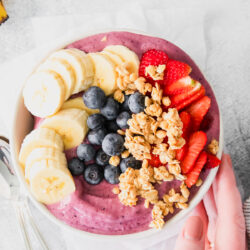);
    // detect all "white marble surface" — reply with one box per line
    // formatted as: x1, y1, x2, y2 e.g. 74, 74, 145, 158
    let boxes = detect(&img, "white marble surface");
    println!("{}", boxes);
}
0, 0, 250, 249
